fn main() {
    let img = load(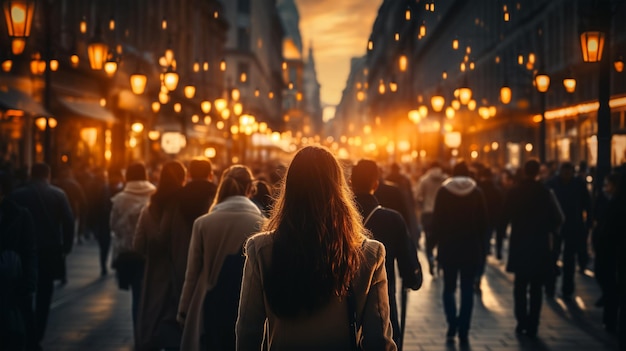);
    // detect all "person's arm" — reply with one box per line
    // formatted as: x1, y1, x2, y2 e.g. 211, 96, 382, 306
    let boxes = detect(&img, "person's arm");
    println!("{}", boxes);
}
178, 220, 204, 325
19, 208, 37, 295
360, 243, 397, 351
236, 237, 267, 351
59, 192, 75, 255
391, 214, 422, 290
133, 206, 149, 256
